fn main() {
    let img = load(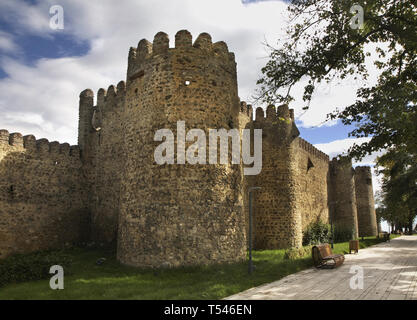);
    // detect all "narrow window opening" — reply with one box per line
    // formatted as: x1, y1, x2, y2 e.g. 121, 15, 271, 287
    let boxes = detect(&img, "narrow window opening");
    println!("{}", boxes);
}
9, 185, 15, 199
